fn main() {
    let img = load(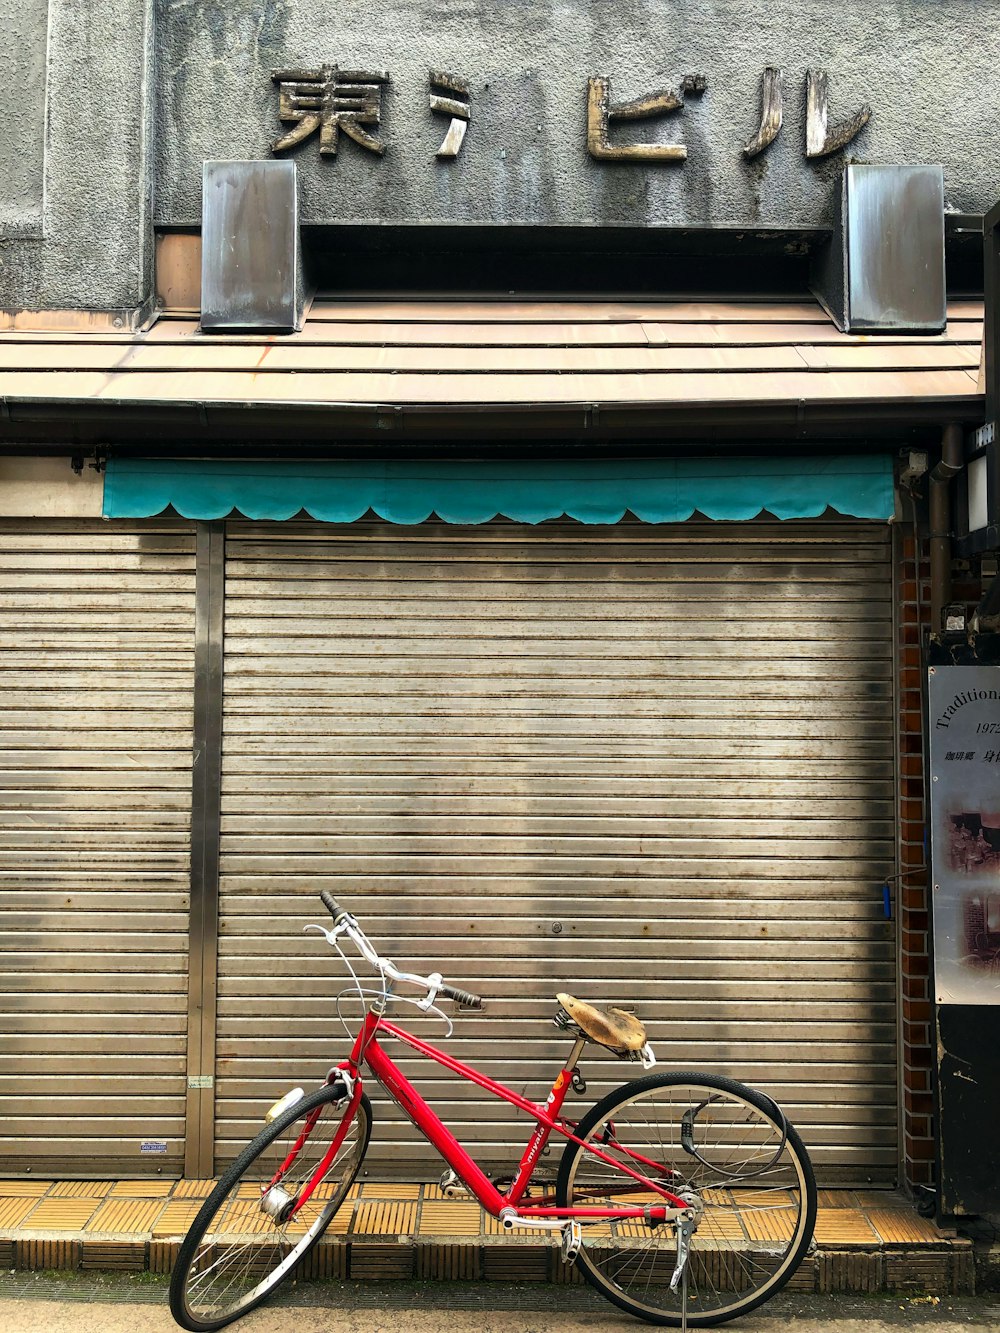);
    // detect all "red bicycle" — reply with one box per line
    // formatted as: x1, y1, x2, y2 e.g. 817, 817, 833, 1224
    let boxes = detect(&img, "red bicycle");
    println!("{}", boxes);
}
170, 892, 816, 1331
